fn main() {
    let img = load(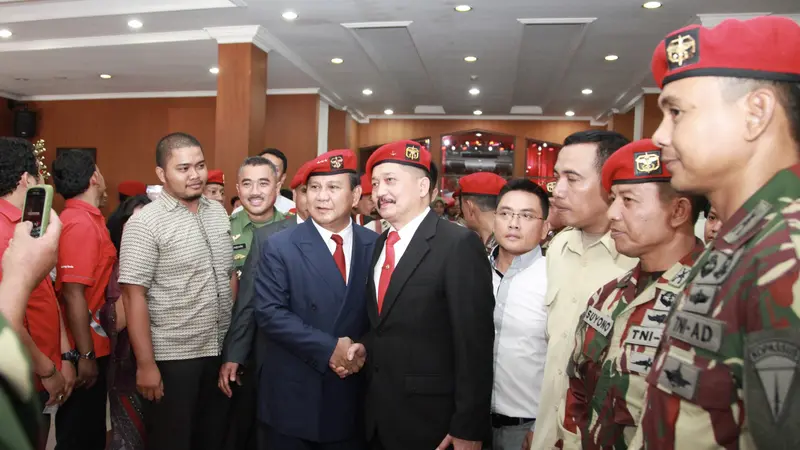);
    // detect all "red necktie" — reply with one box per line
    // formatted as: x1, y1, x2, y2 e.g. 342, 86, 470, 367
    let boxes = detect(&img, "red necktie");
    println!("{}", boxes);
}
377, 231, 400, 314
331, 234, 346, 282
